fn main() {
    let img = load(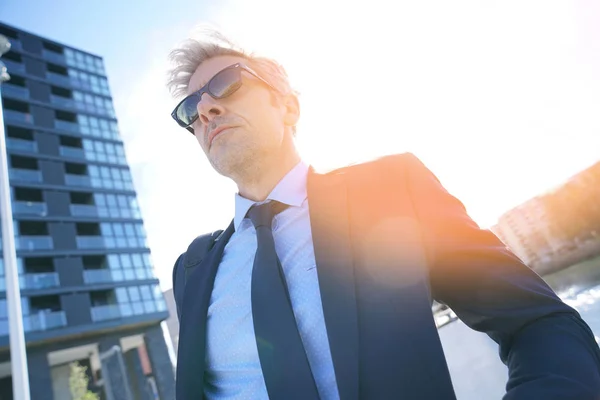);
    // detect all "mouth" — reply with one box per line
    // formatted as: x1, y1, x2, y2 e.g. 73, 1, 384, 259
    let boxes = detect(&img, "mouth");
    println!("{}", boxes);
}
208, 125, 235, 147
